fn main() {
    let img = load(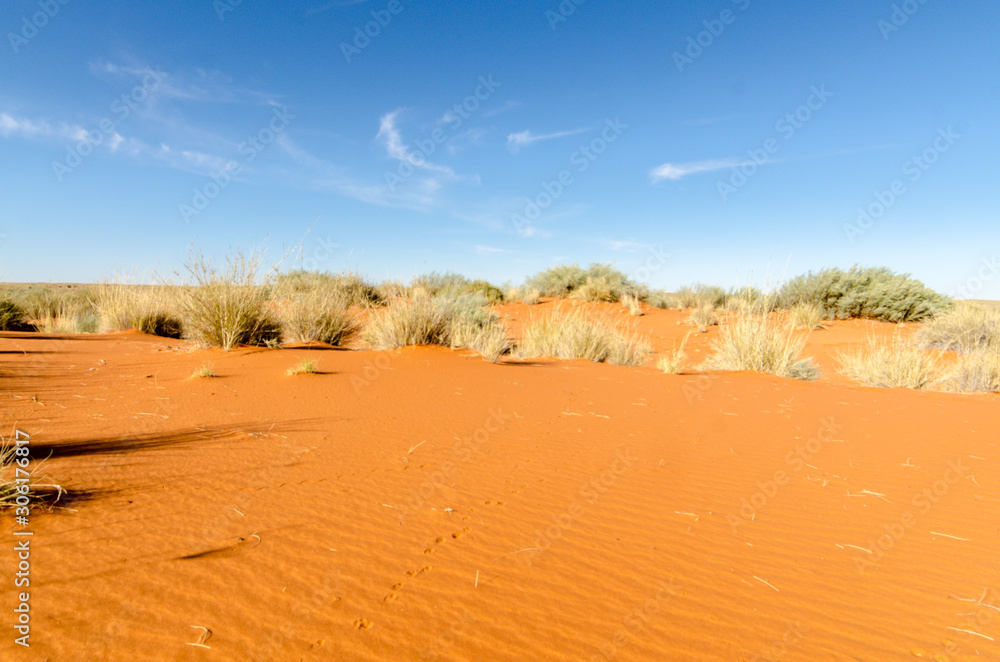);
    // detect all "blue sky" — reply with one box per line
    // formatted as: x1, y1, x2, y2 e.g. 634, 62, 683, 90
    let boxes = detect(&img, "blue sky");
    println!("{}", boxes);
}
1, 0, 998, 297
